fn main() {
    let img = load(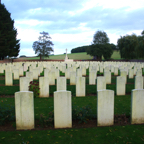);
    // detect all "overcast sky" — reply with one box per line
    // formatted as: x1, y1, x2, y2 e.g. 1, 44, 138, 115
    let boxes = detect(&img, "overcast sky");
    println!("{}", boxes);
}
2, 0, 144, 57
